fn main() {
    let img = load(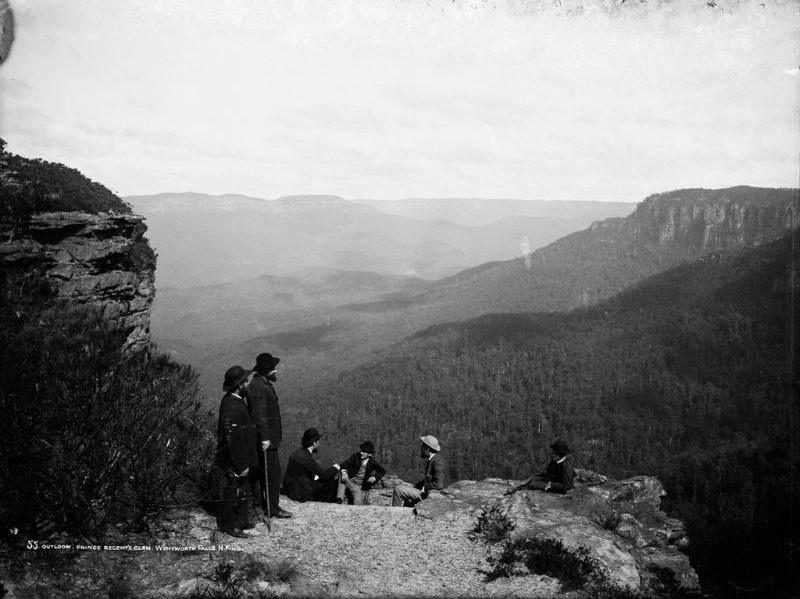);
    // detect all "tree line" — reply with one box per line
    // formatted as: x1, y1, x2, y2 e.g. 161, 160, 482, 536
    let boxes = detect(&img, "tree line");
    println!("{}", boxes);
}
300, 230, 799, 598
